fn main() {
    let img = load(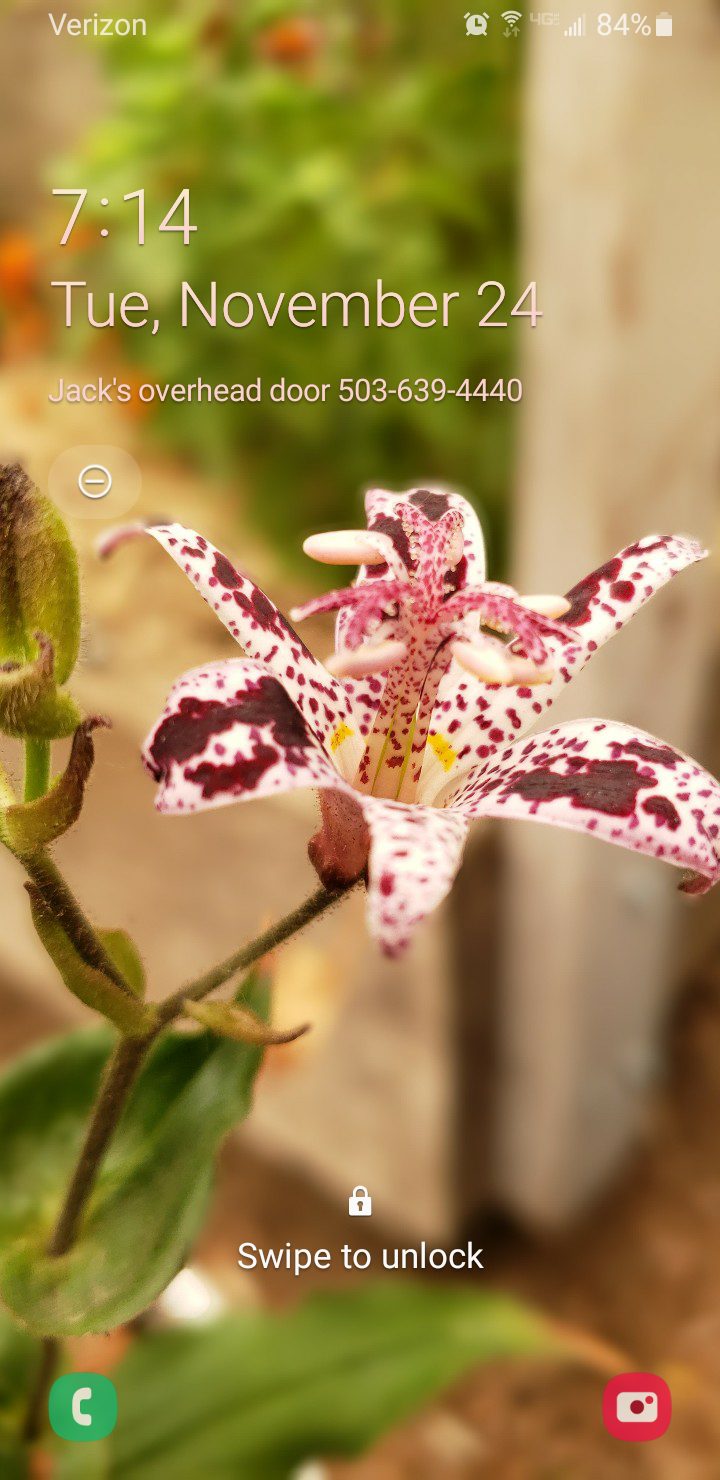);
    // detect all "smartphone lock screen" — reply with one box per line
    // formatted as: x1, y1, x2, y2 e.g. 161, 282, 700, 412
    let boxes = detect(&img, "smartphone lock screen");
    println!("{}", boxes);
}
0, 4, 718, 1476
